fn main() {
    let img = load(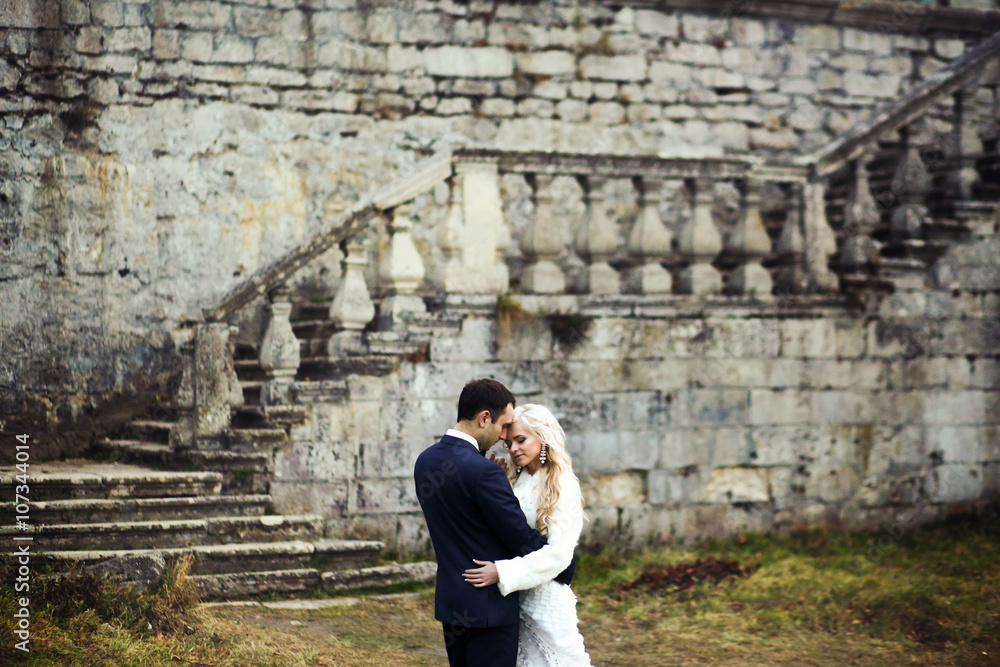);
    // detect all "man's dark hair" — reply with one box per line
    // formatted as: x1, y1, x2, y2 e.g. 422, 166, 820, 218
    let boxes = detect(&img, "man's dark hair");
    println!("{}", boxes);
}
457, 378, 516, 424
